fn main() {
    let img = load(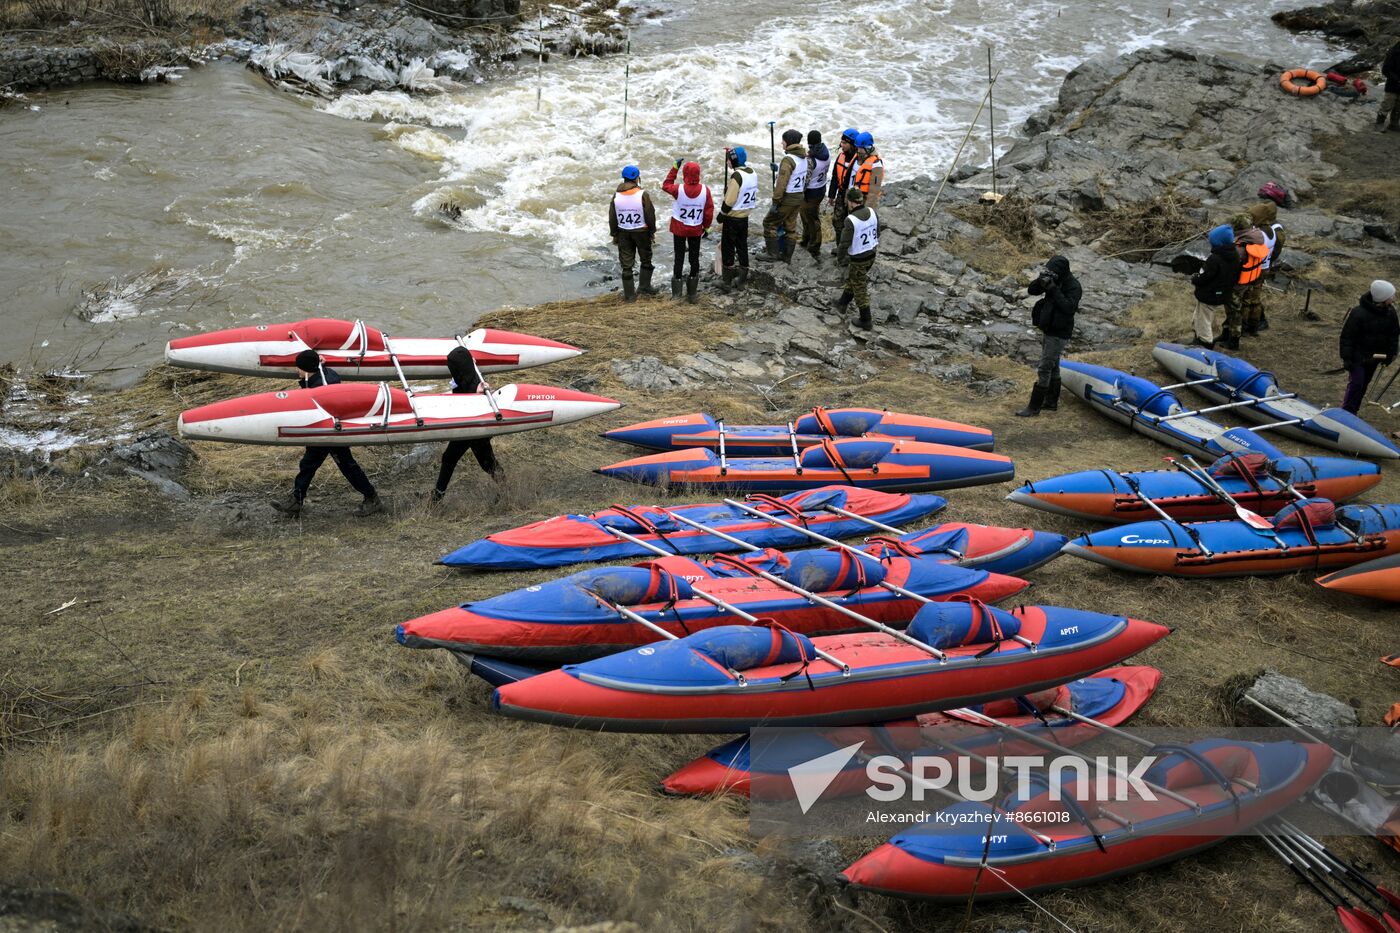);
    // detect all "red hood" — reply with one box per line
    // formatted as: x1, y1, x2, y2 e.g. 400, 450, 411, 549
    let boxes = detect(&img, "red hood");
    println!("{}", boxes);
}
682, 161, 701, 184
